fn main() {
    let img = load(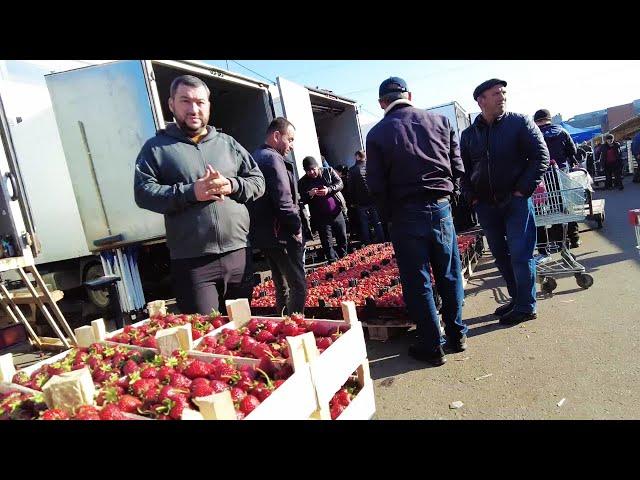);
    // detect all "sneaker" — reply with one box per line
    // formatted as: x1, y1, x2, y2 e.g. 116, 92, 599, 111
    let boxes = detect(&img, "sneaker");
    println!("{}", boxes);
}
569, 240, 581, 249
444, 335, 467, 354
407, 344, 446, 366
494, 301, 515, 316
499, 310, 537, 326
